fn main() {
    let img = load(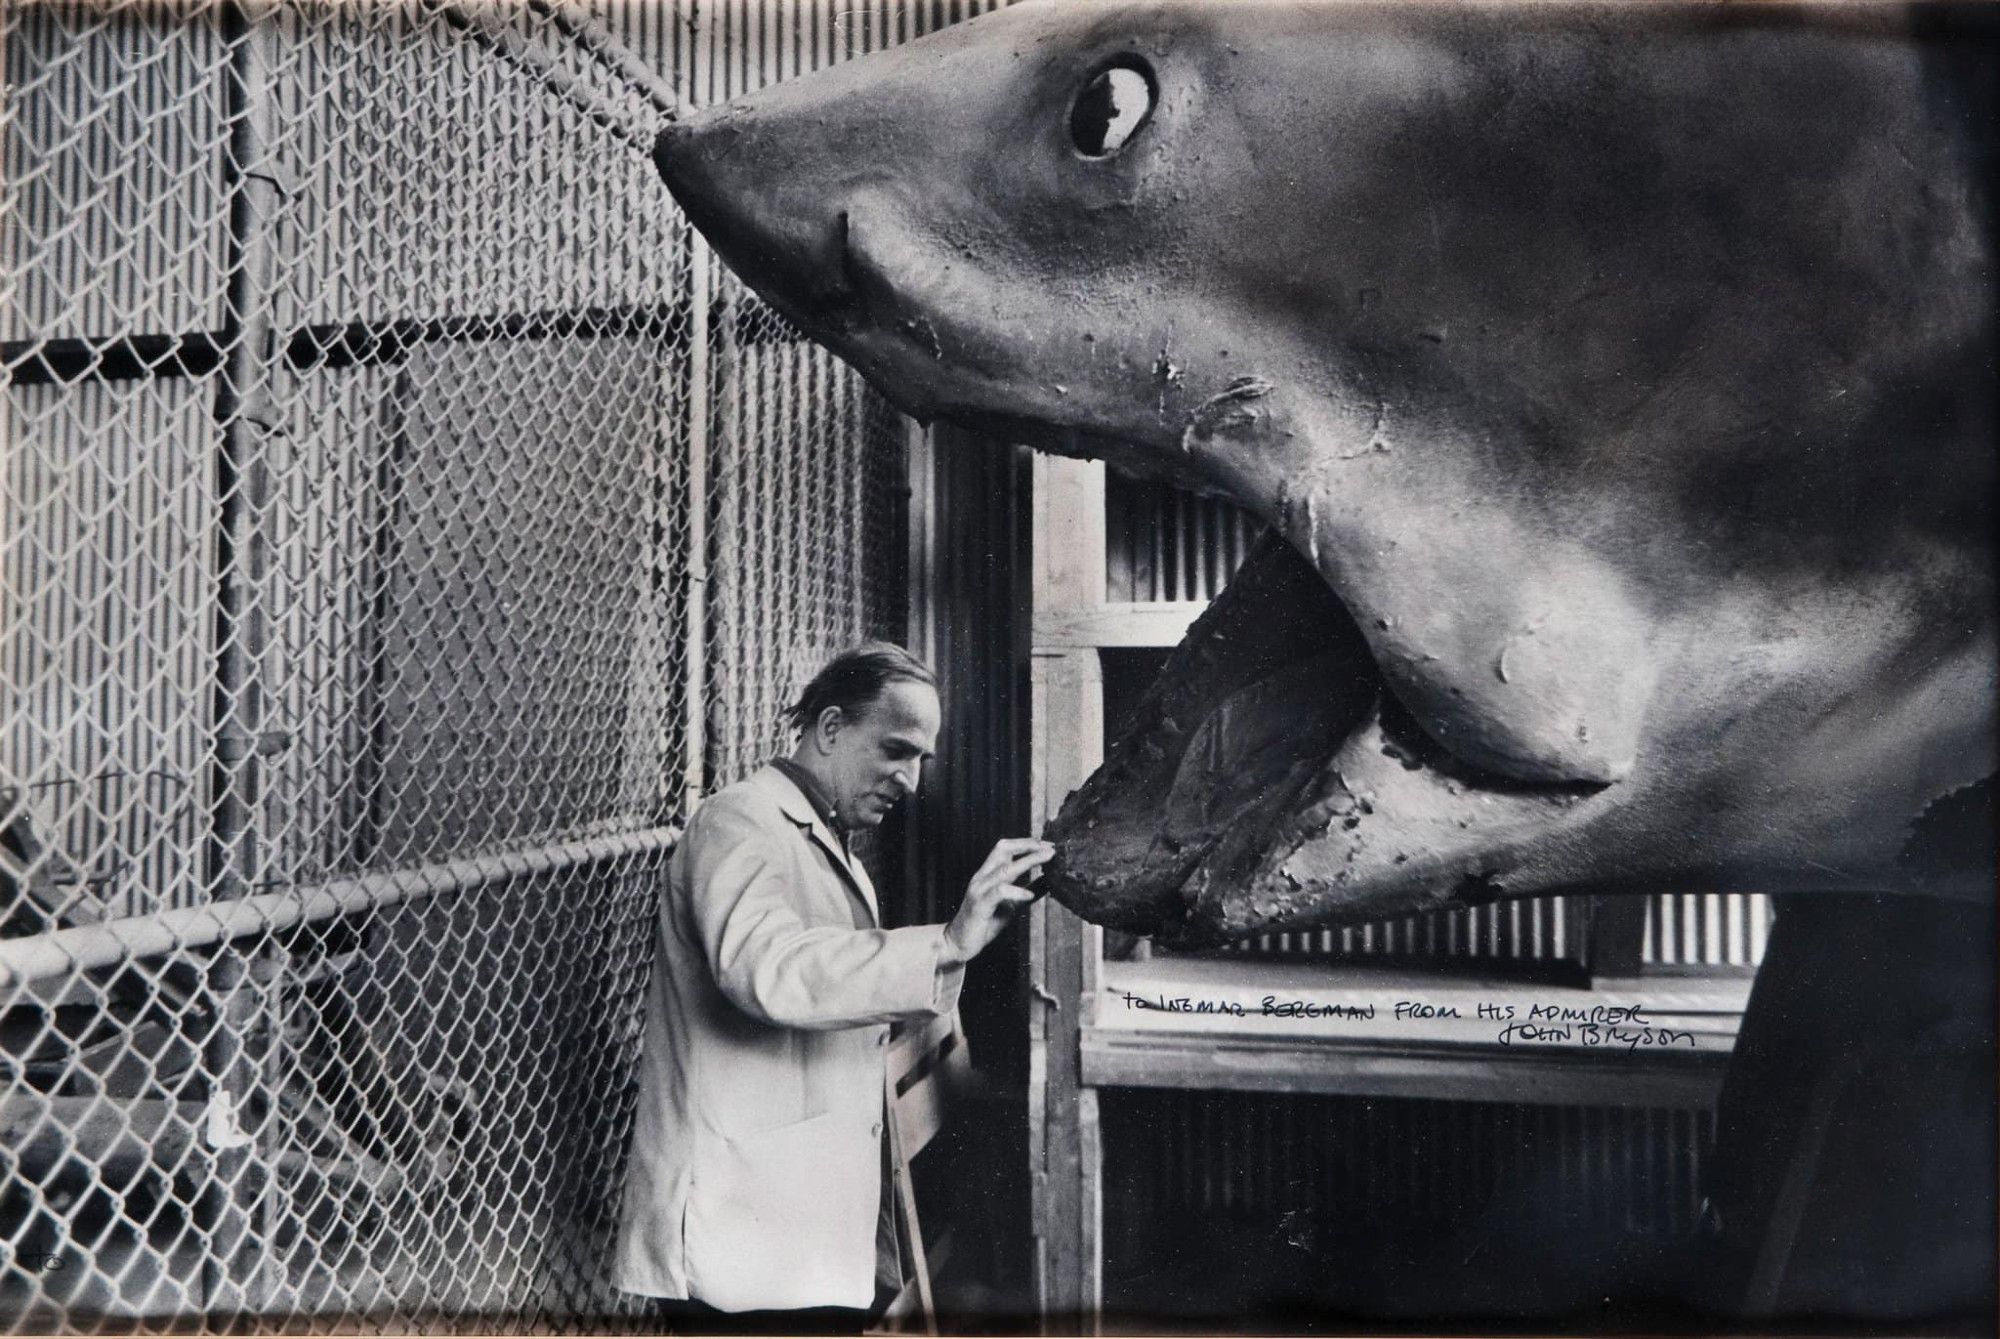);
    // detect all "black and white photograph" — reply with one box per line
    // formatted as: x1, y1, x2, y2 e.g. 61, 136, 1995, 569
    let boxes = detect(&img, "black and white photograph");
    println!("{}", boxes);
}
2, 0, 1994, 1332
